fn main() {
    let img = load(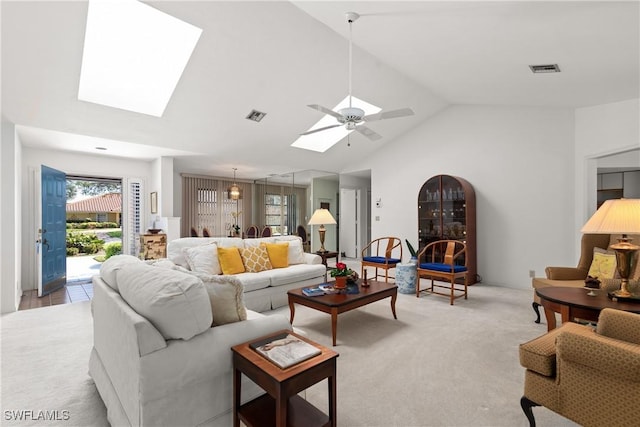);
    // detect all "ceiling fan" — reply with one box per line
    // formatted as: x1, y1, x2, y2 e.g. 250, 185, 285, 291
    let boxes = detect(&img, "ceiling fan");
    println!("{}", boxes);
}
301, 12, 414, 142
